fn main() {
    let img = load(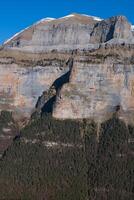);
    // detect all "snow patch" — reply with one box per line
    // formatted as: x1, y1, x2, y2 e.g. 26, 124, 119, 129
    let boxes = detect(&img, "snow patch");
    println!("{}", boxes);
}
131, 25, 134, 31
4, 14, 103, 45
4, 26, 31, 45
59, 14, 103, 21
59, 14, 75, 20
4, 18, 55, 45
82, 14, 103, 21
34, 17, 55, 25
